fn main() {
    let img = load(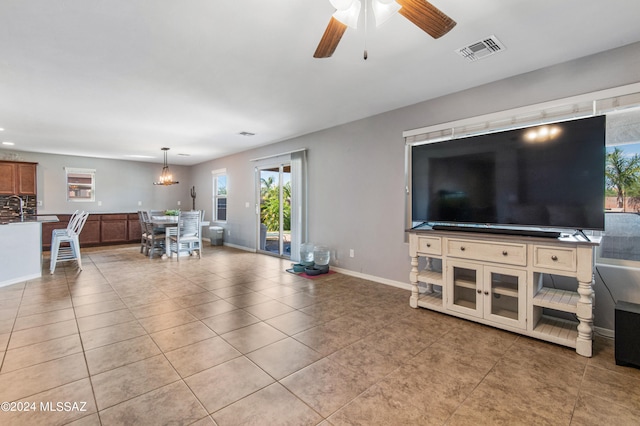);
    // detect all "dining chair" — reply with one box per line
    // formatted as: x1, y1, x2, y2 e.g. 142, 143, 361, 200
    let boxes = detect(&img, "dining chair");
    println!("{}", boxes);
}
138, 210, 149, 254
50, 211, 89, 274
143, 210, 165, 258
51, 210, 81, 239
168, 210, 202, 260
